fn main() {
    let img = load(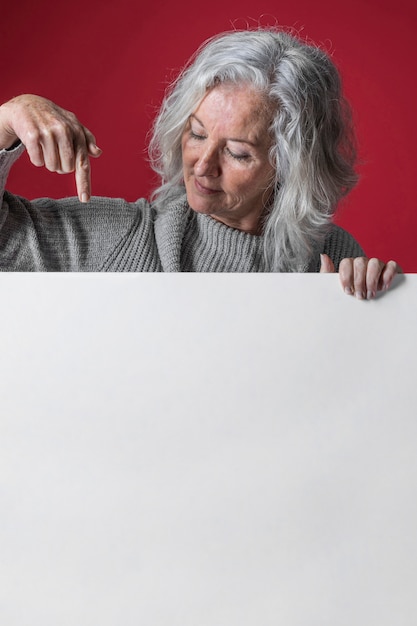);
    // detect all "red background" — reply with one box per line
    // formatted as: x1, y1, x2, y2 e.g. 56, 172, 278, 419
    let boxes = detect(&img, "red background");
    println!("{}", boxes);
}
2, 0, 416, 270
